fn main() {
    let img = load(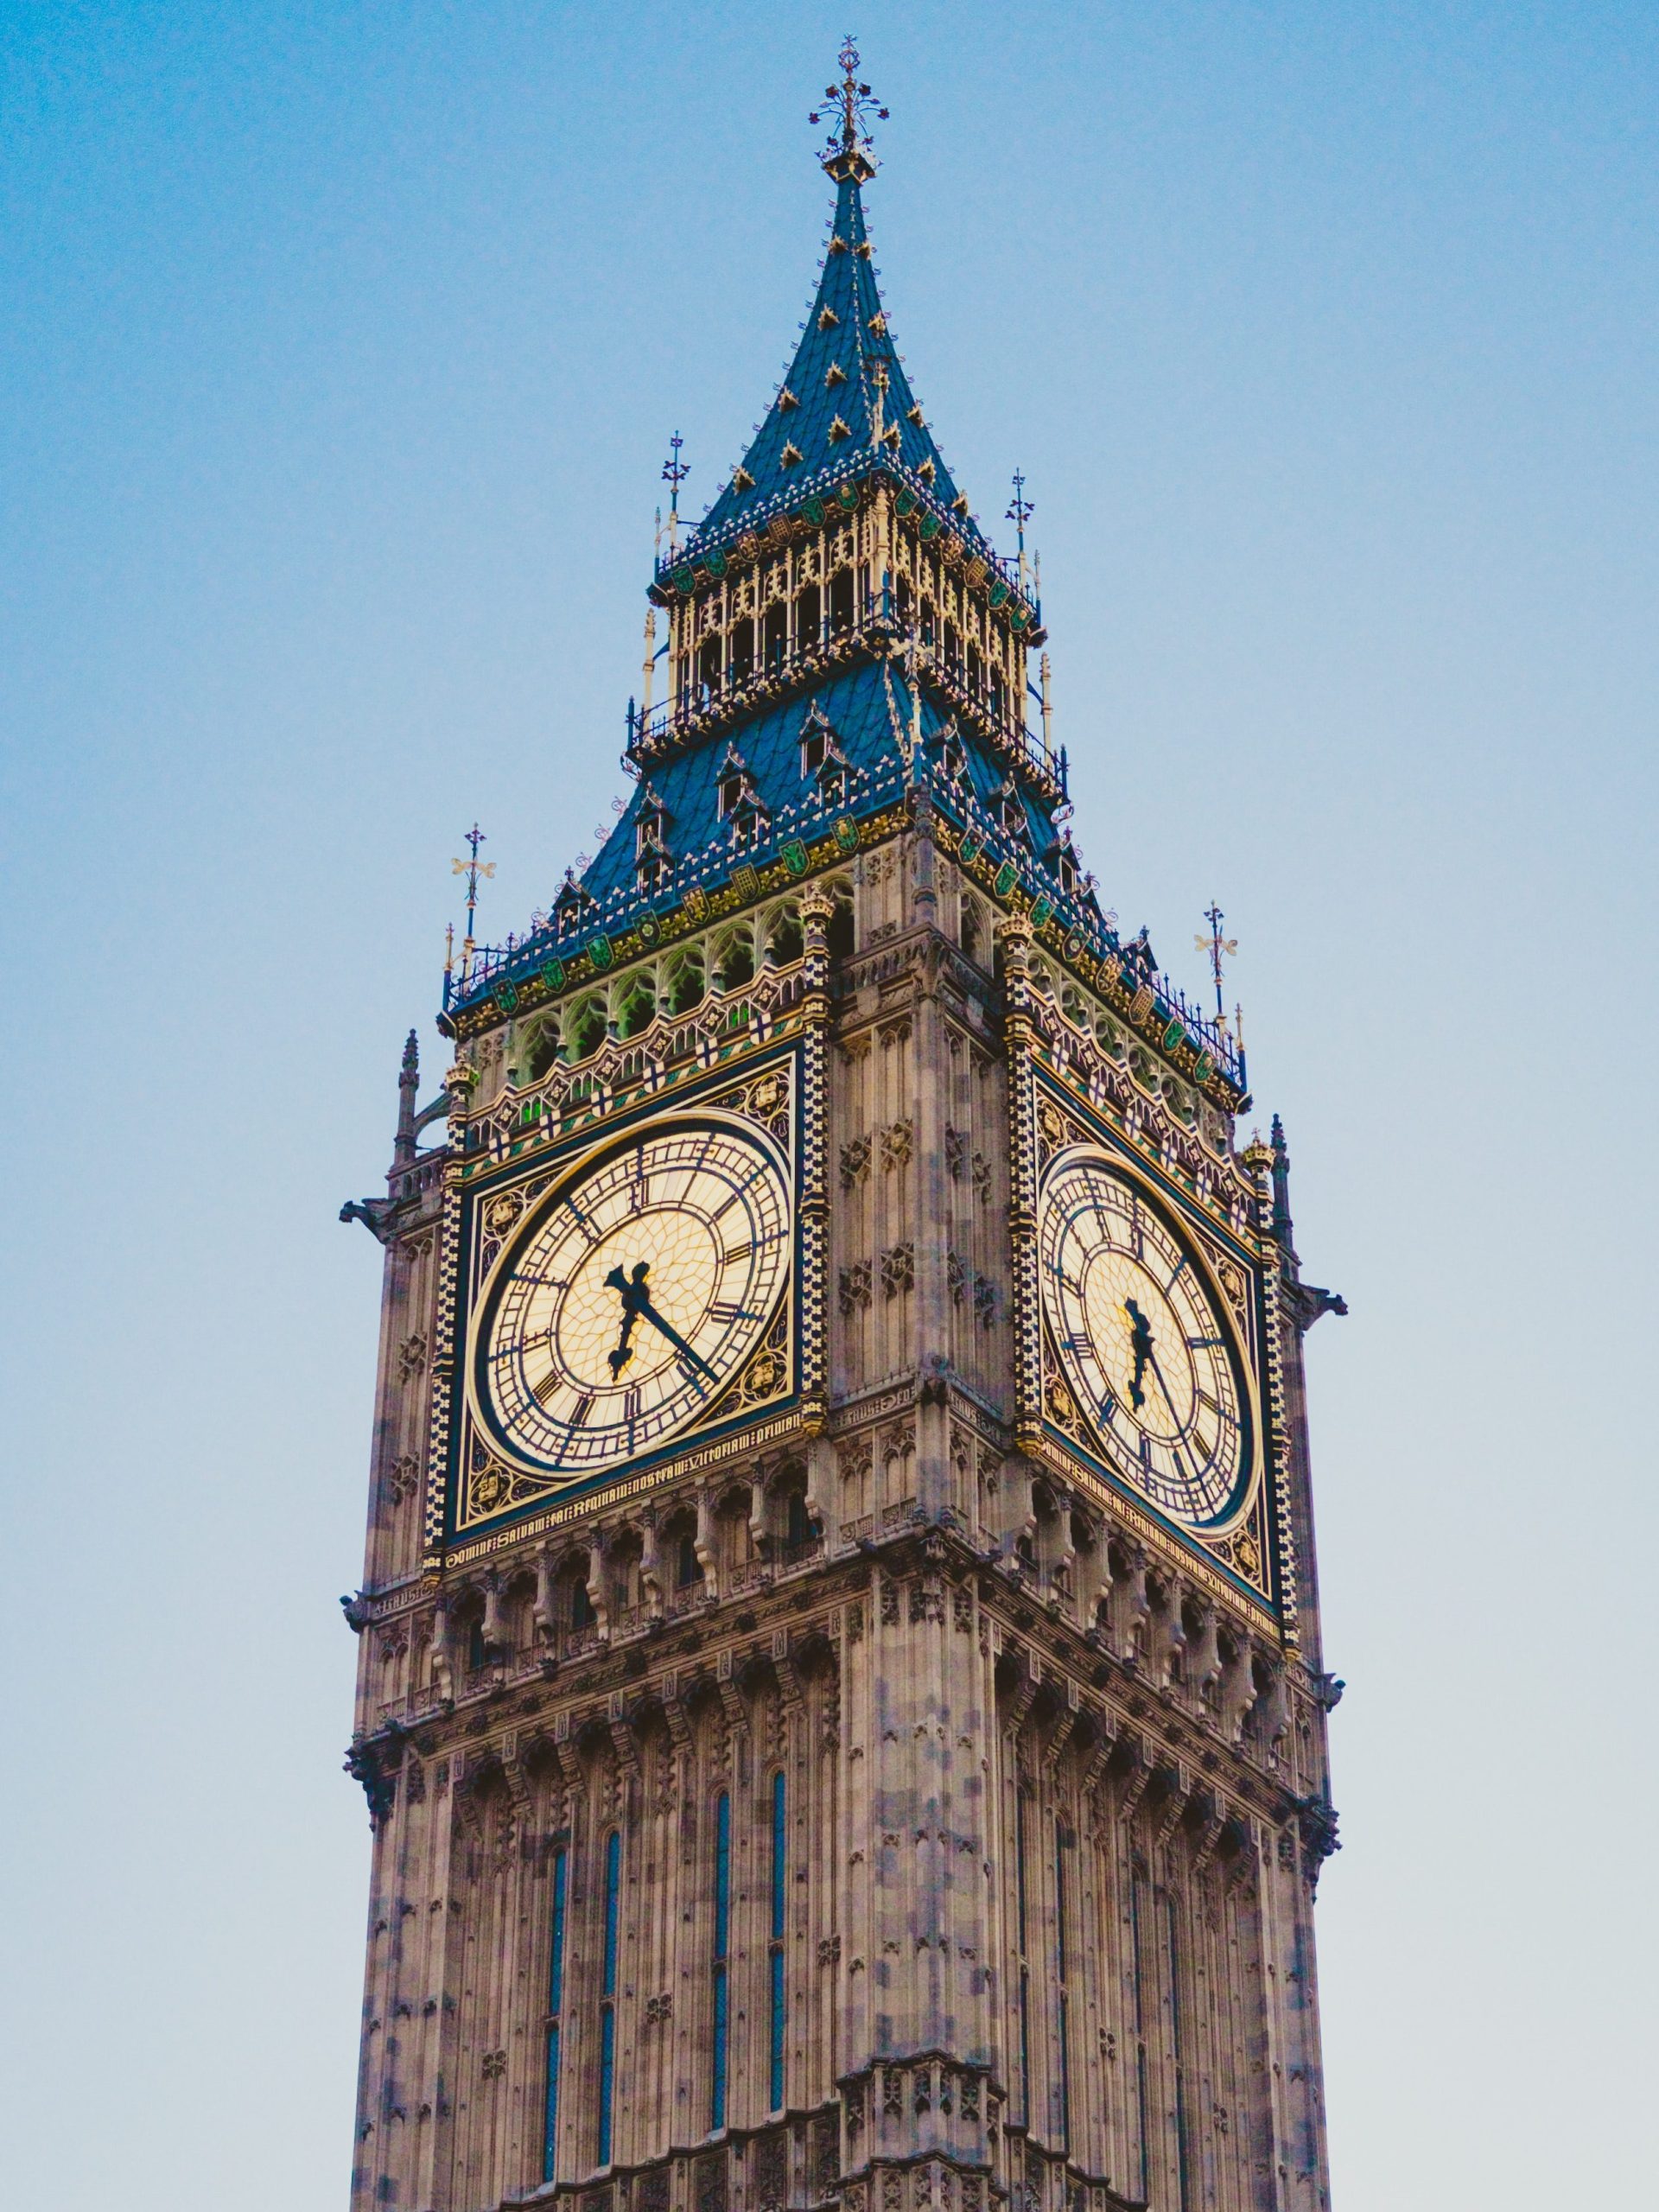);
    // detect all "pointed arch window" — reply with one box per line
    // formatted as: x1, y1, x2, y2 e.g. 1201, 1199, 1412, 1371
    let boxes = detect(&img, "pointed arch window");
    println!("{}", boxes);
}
555, 872, 596, 931
801, 715, 849, 810
596, 1828, 621, 2166
635, 789, 671, 856
768, 1769, 787, 2113
542, 1842, 569, 2182
711, 1790, 732, 2130
728, 798, 770, 854
717, 746, 758, 821
994, 781, 1029, 845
